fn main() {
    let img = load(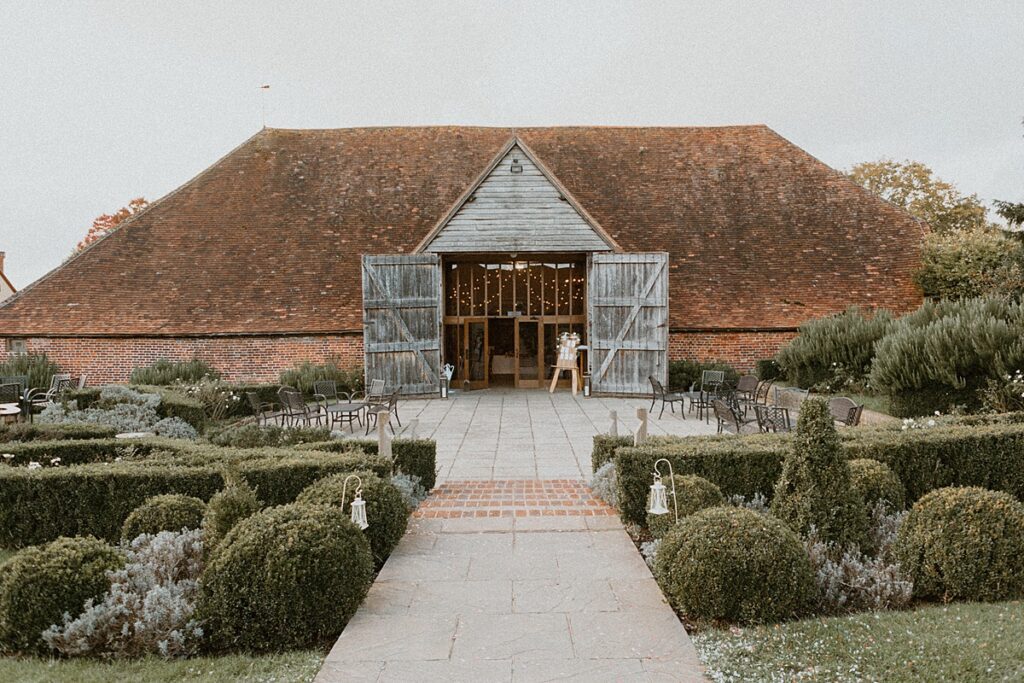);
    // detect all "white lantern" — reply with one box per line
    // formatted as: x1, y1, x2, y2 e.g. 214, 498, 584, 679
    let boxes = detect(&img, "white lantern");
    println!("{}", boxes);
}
350, 492, 369, 530
648, 476, 669, 515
